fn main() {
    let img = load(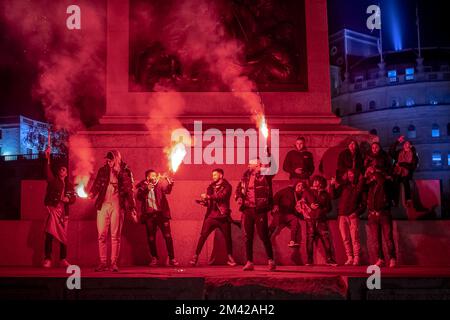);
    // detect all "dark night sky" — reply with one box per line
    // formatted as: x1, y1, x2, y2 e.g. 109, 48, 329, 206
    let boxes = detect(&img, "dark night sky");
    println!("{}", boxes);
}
1, 0, 449, 123
327, 0, 450, 50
